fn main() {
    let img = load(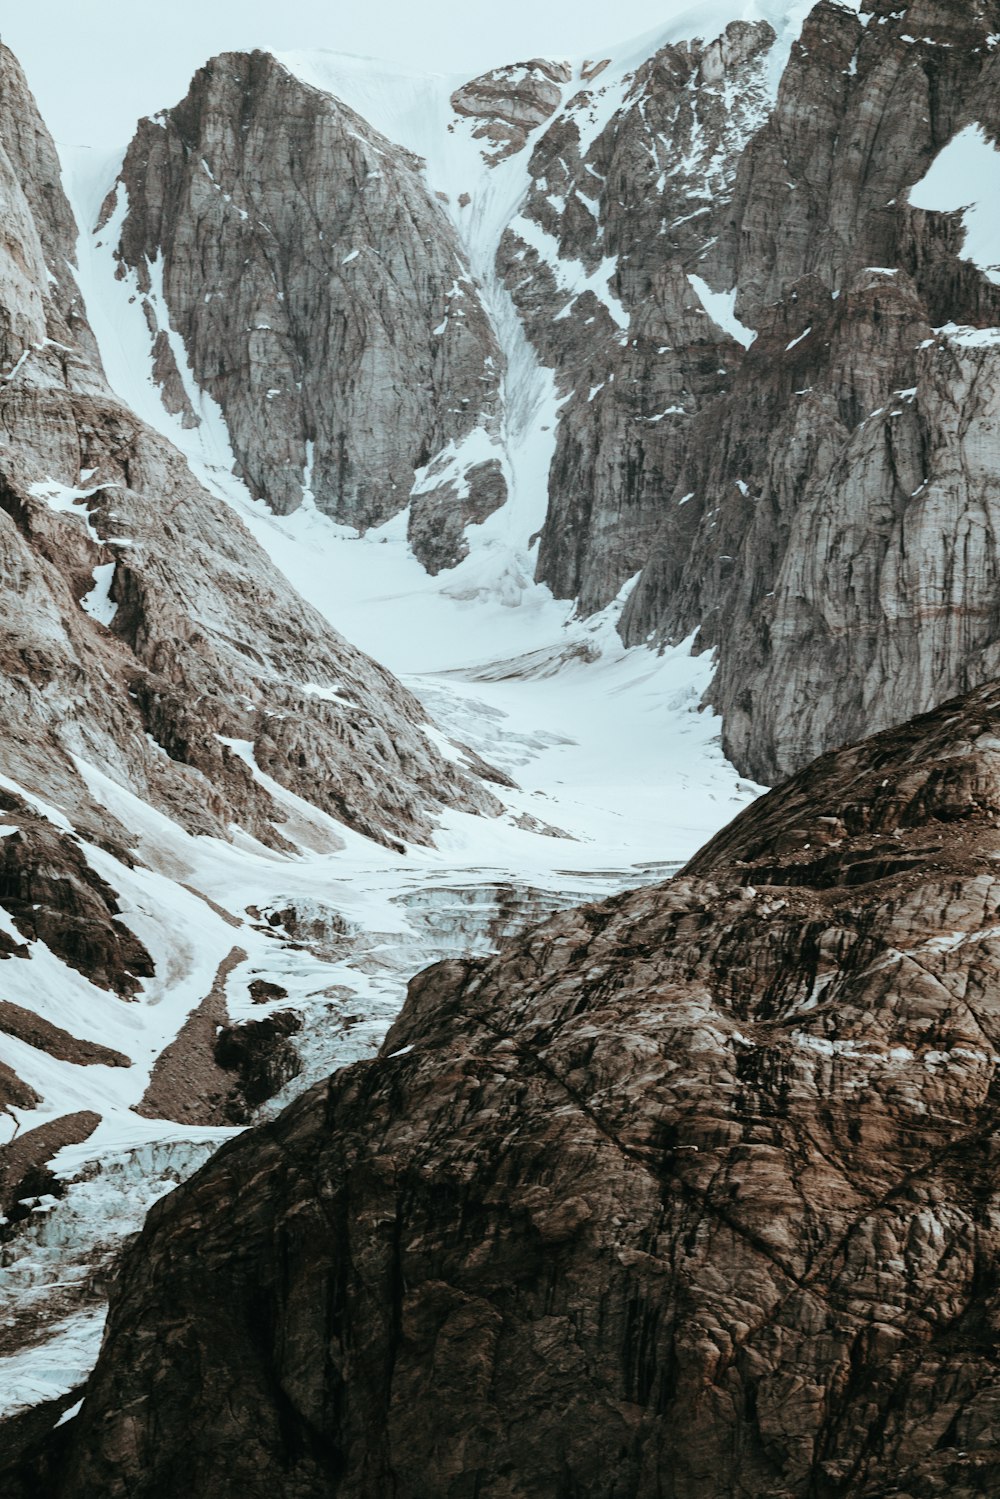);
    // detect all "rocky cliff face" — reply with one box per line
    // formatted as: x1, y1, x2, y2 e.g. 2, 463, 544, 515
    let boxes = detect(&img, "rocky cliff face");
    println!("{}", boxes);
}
612, 0, 1000, 781
0, 41, 499, 859
40, 680, 1000, 1498
451, 59, 571, 162
489, 0, 1000, 784
456, 0, 1000, 784
497, 19, 775, 615
99, 3, 1000, 789
110, 49, 506, 554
